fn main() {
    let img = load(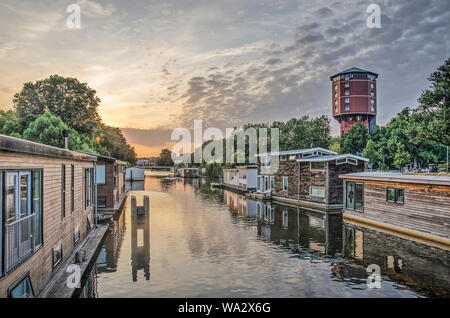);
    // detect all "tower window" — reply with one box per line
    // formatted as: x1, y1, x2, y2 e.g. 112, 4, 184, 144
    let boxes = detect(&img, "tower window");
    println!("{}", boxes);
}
334, 100, 338, 111
345, 89, 349, 96
345, 82, 349, 88
345, 104, 350, 111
